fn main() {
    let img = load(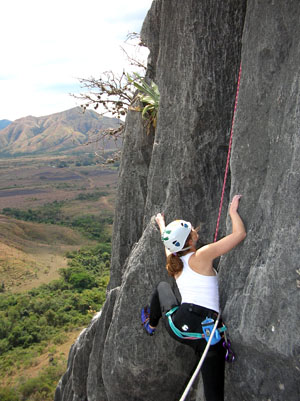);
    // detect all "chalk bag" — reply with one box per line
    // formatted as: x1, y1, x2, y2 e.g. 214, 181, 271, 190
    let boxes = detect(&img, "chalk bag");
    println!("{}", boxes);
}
201, 317, 221, 345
